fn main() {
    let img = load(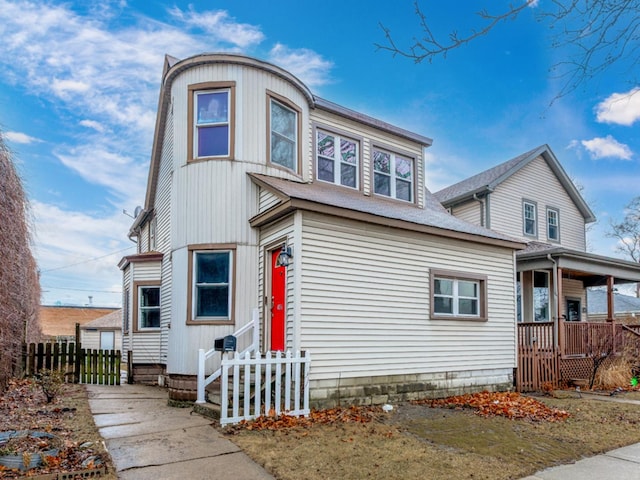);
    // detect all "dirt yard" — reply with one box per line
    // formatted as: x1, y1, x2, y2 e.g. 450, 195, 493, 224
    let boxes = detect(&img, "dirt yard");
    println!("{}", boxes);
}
226, 391, 640, 480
